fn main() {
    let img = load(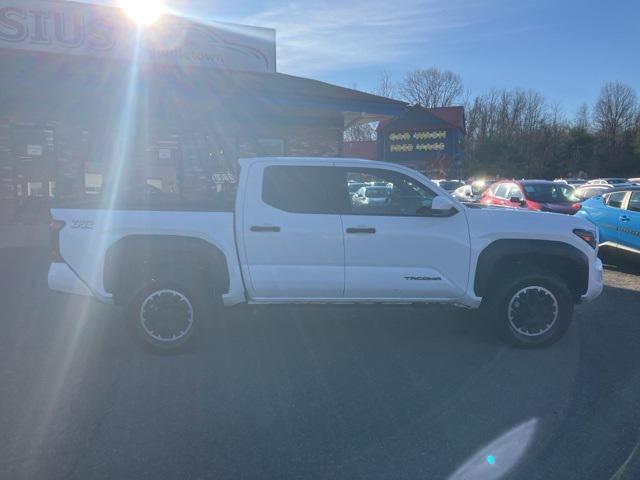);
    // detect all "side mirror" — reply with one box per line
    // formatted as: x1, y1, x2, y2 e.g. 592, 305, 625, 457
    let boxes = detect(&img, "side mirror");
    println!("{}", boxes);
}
419, 195, 457, 217
510, 196, 524, 205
